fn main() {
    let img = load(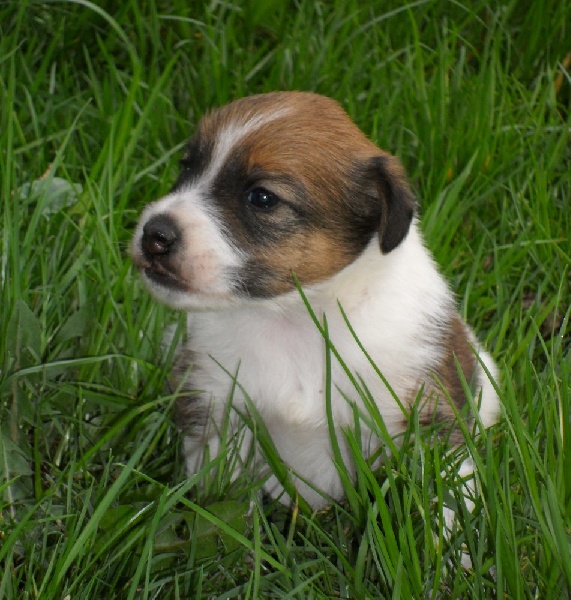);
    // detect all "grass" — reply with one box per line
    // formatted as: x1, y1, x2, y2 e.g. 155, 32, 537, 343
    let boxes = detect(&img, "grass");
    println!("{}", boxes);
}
0, 0, 569, 597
